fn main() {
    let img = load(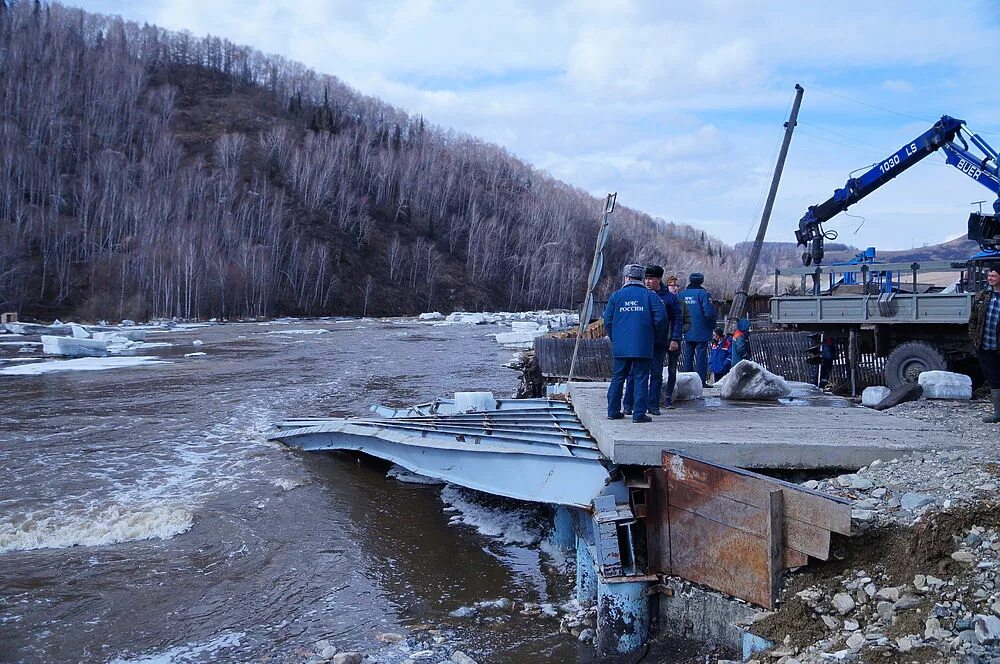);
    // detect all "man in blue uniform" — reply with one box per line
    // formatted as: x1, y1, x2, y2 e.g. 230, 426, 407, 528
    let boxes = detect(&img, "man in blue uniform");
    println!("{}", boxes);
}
604, 264, 668, 423
679, 272, 717, 386
623, 265, 682, 414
